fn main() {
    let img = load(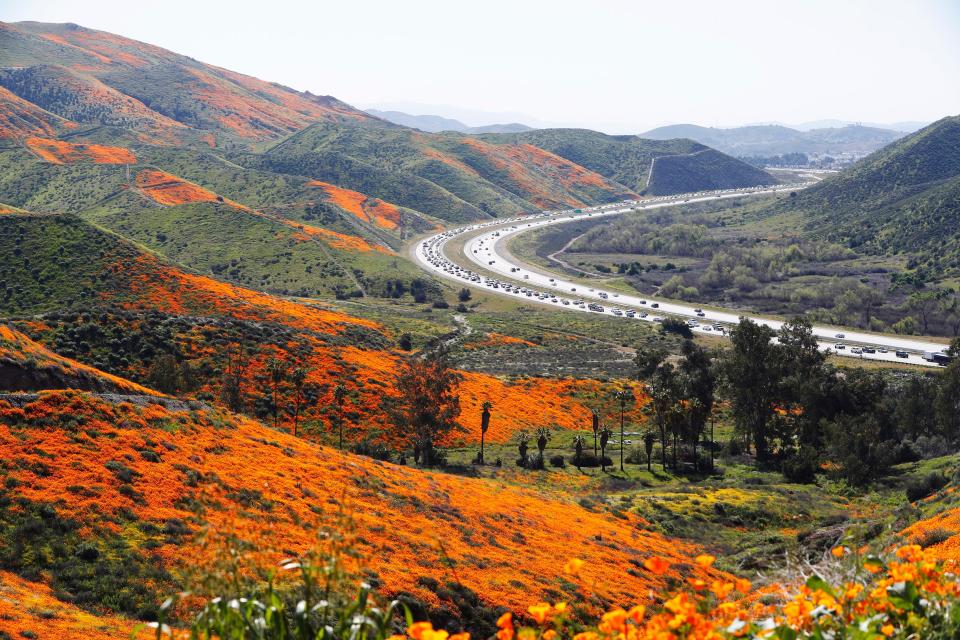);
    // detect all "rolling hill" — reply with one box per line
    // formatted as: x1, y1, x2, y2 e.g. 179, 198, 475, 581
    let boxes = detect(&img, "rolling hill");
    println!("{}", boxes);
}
642, 122, 906, 157
479, 128, 776, 194
0, 20, 776, 235
0, 21, 373, 143
0, 203, 717, 632
775, 115, 960, 277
